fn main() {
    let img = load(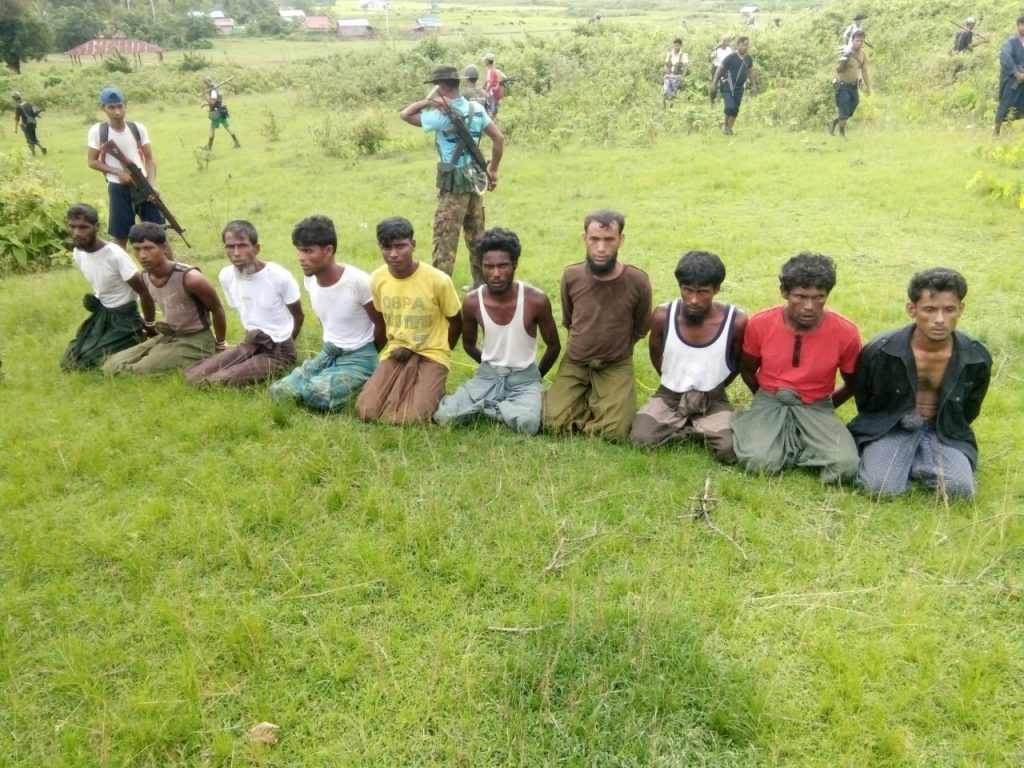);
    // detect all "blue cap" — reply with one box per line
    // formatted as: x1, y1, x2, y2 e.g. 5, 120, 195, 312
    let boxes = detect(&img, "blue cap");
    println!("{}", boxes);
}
99, 86, 125, 106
